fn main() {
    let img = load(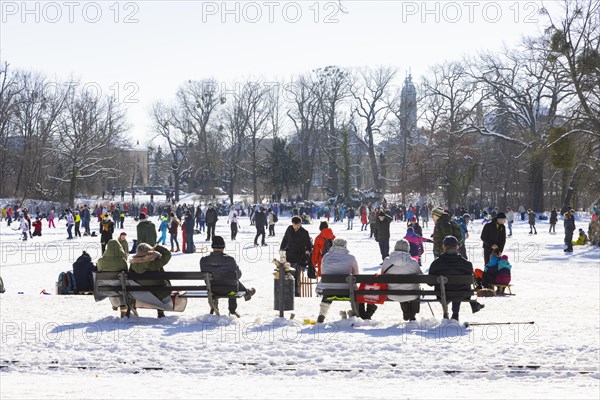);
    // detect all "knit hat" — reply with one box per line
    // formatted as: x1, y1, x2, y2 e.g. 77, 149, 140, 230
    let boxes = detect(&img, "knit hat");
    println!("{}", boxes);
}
410, 216, 417, 222
211, 236, 226, 249
333, 237, 347, 248
496, 212, 507, 219
139, 212, 146, 220
394, 239, 410, 253
432, 207, 445, 218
